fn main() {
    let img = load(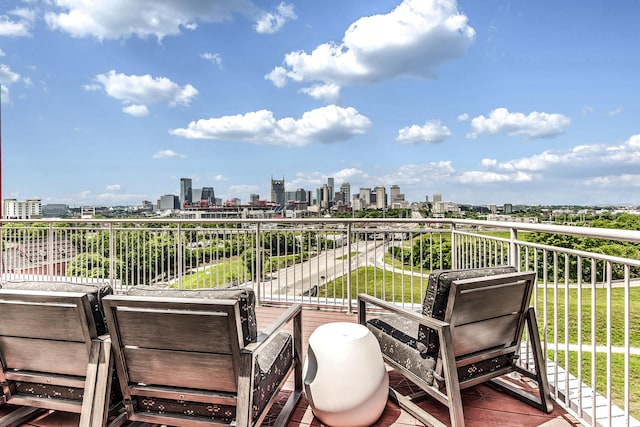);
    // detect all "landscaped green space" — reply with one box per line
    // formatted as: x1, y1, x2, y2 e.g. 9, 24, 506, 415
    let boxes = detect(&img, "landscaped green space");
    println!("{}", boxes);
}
318, 266, 428, 303
552, 350, 640, 418
179, 258, 249, 288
